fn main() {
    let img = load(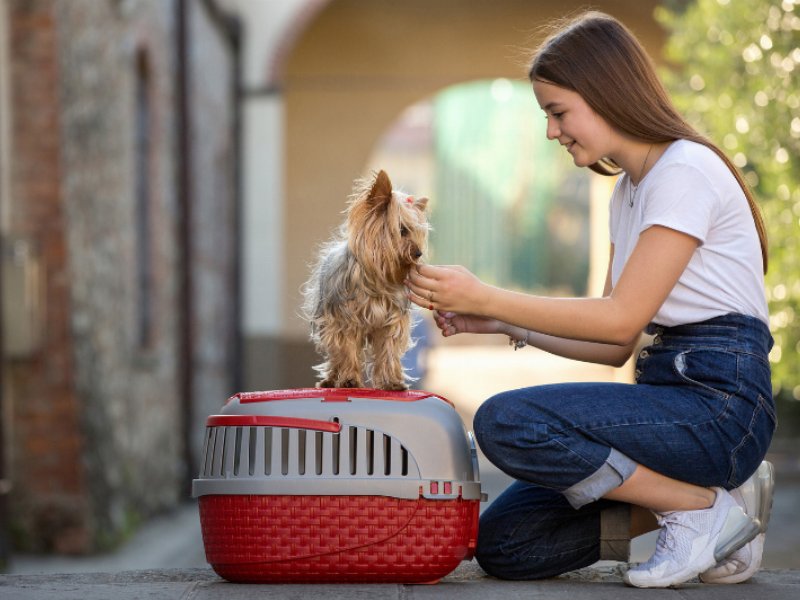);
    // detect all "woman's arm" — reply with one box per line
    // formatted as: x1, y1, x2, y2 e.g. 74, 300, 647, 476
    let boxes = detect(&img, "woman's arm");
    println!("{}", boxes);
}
500, 245, 635, 367
427, 245, 636, 366
408, 225, 699, 347
504, 327, 637, 368
434, 312, 637, 367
